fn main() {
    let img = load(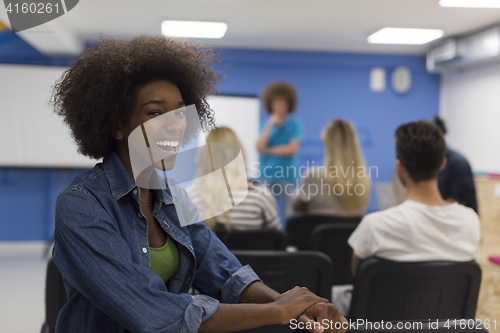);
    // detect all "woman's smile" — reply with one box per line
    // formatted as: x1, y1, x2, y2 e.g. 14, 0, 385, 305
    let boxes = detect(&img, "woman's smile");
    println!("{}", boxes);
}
154, 138, 180, 153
